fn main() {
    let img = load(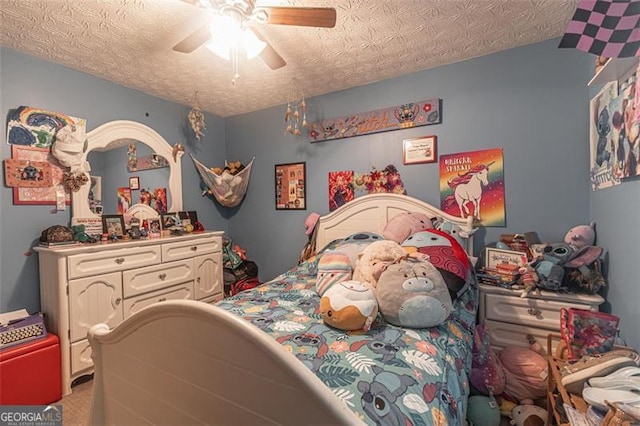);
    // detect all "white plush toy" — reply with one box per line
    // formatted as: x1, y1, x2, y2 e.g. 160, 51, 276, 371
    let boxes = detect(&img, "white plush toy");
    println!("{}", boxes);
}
510, 404, 546, 426
353, 240, 407, 288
